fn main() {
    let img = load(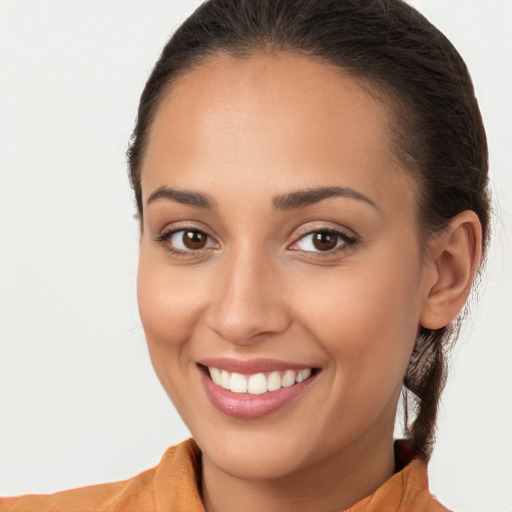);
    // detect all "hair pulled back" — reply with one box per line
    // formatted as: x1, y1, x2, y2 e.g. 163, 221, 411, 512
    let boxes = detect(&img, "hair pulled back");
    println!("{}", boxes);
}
128, 0, 490, 462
